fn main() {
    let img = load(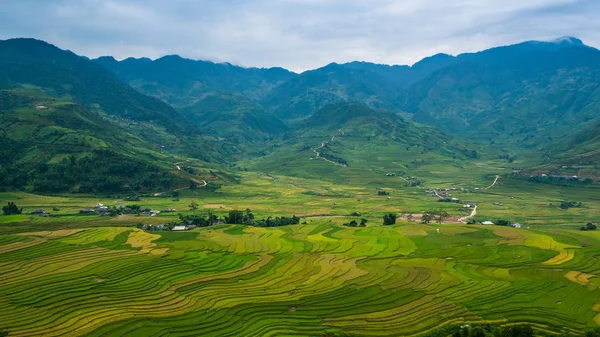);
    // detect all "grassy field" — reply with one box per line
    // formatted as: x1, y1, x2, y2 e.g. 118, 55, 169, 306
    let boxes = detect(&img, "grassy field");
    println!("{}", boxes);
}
1, 168, 599, 336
